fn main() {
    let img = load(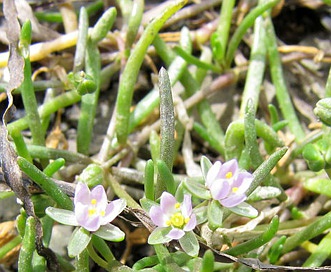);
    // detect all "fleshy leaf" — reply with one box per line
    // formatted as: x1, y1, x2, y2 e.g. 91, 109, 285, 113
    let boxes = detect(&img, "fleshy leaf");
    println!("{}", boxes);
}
68, 227, 91, 257
247, 186, 282, 201
227, 202, 258, 218
183, 179, 211, 200
304, 178, 331, 198
193, 205, 208, 225
208, 200, 224, 230
200, 156, 212, 181
93, 224, 125, 242
148, 227, 172, 245
140, 197, 158, 213
46, 207, 78, 226
179, 231, 199, 257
